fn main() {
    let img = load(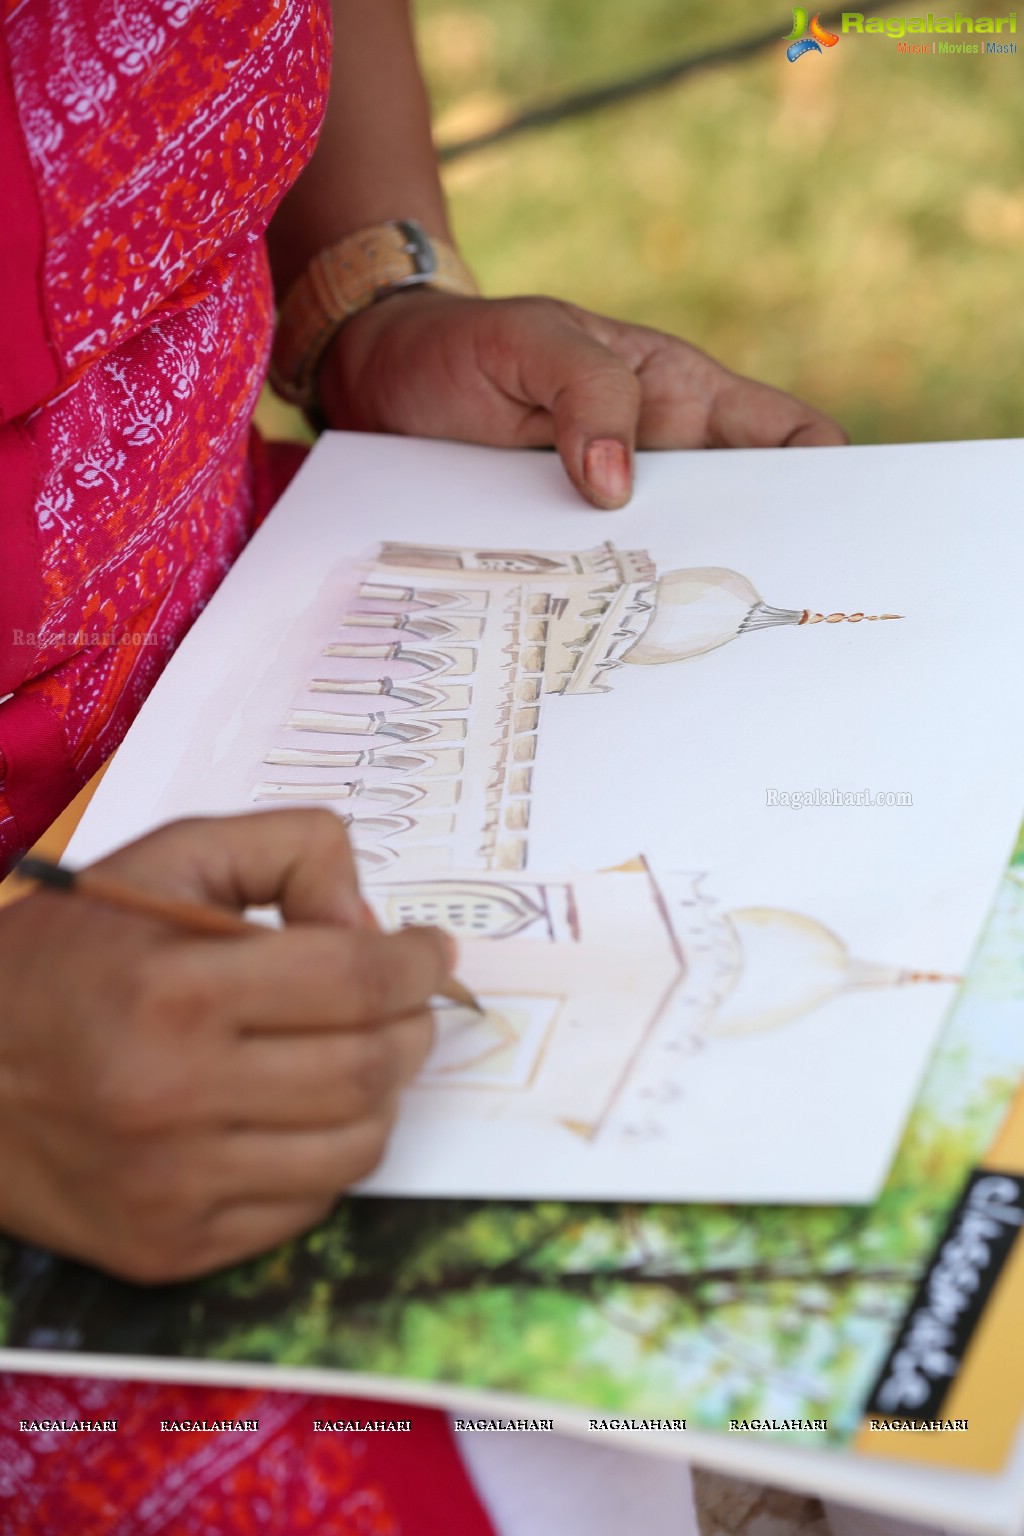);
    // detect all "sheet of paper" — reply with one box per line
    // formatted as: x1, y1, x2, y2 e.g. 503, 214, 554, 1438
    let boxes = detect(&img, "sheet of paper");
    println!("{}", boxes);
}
67, 432, 1024, 1202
